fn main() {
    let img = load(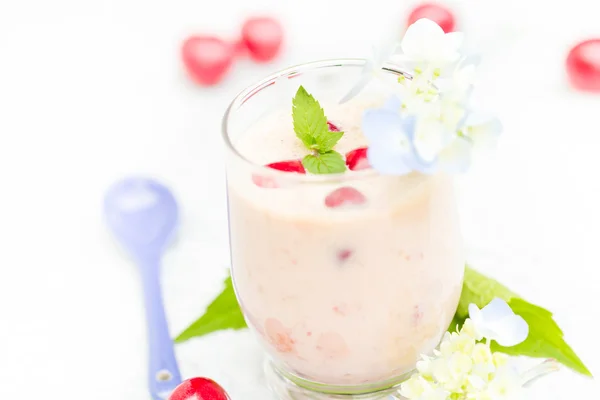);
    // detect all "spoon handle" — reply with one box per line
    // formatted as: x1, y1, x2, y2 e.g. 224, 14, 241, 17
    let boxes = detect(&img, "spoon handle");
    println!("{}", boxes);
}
138, 255, 182, 400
